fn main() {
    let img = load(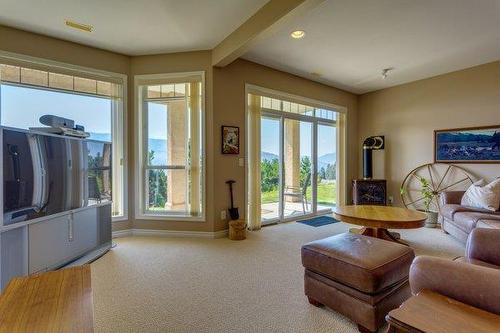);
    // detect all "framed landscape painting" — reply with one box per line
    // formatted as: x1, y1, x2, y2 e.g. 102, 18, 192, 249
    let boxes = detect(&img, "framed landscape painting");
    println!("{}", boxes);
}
434, 125, 500, 163
221, 126, 239, 154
